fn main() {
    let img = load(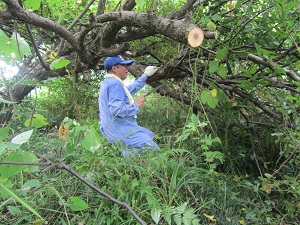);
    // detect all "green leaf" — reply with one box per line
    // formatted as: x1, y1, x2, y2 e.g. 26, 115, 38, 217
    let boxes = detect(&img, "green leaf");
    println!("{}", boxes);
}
200, 89, 211, 104
131, 178, 139, 190
0, 142, 21, 156
82, 129, 102, 152
23, 179, 40, 188
250, 65, 258, 74
190, 114, 199, 131
151, 208, 161, 224
201, 89, 218, 109
0, 182, 44, 220
207, 96, 218, 109
69, 197, 89, 211
264, 173, 273, 178
146, 194, 158, 208
286, 1, 298, 9
0, 126, 11, 141
24, 114, 48, 128
24, 0, 41, 11
0, 152, 39, 178
74, 125, 89, 136
207, 21, 216, 31
0, 29, 9, 51
209, 60, 219, 73
66, 142, 75, 154
211, 14, 222, 21
11, 129, 34, 145
216, 48, 227, 60
7, 206, 21, 215
2, 32, 31, 63
50, 58, 70, 70
217, 64, 228, 78
135, 0, 145, 9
